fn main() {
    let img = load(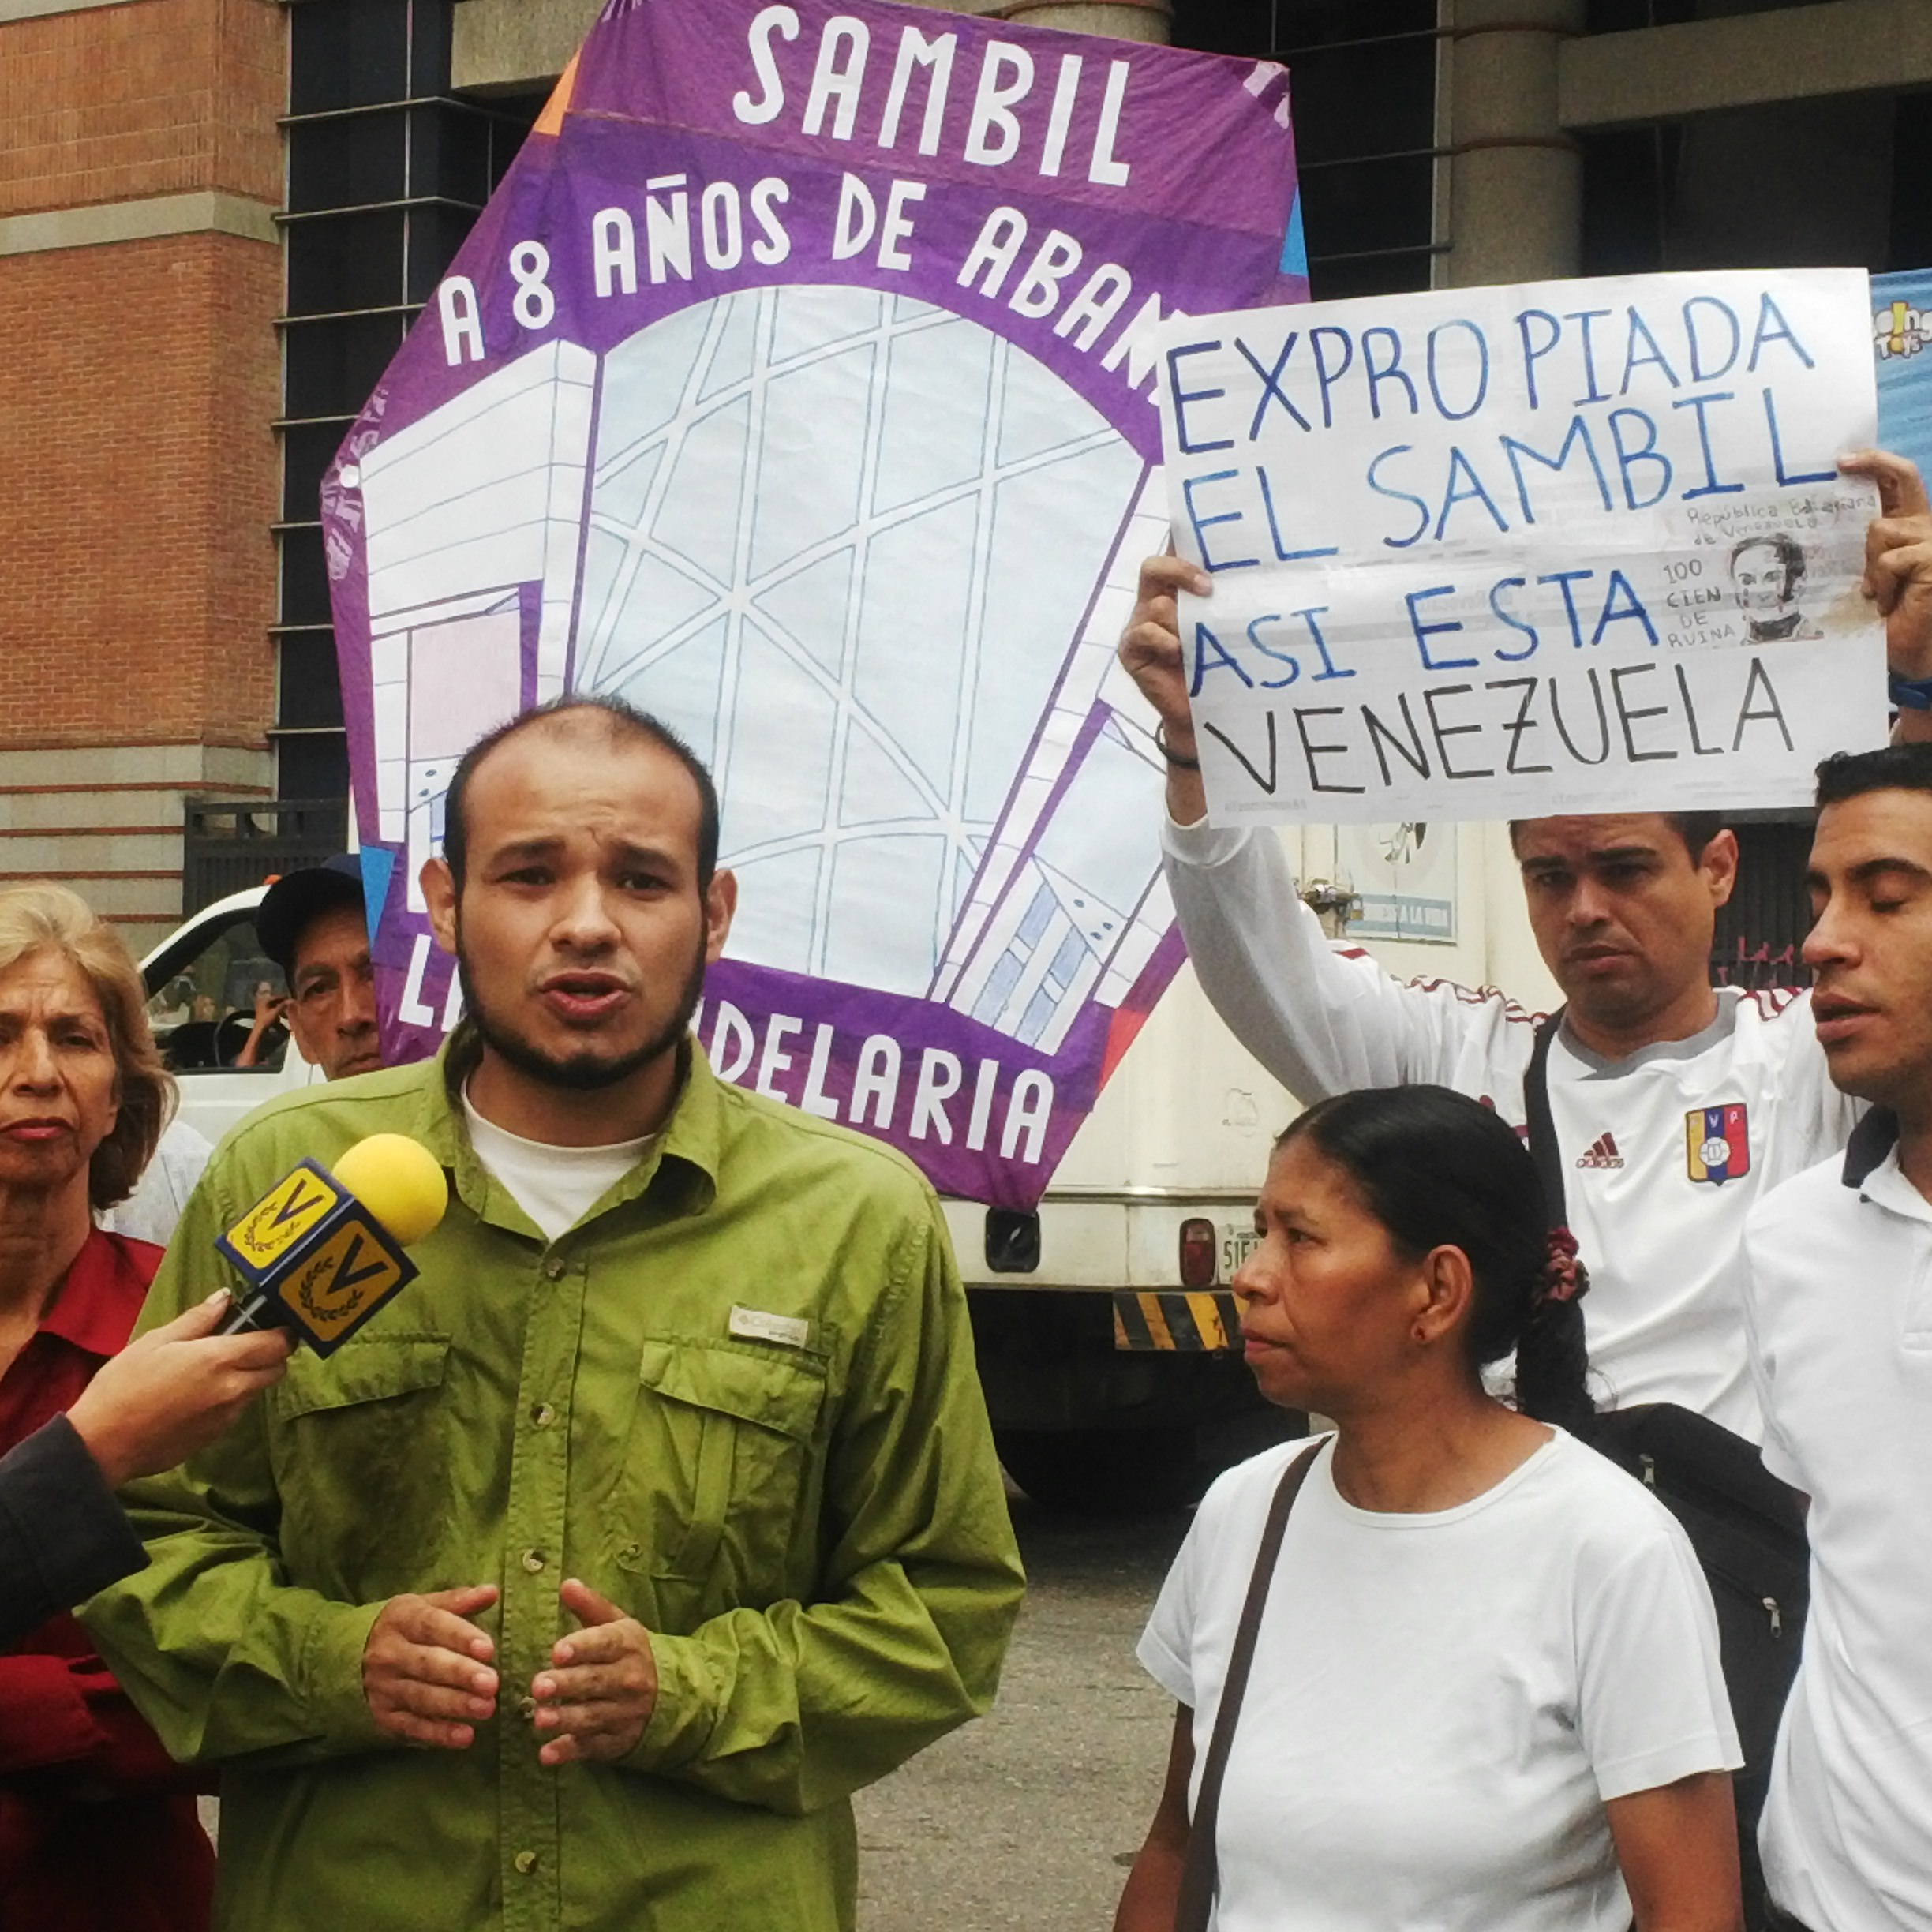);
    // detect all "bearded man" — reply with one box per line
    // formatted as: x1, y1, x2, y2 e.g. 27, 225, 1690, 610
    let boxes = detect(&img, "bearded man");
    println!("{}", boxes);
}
84, 696, 1024, 1932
